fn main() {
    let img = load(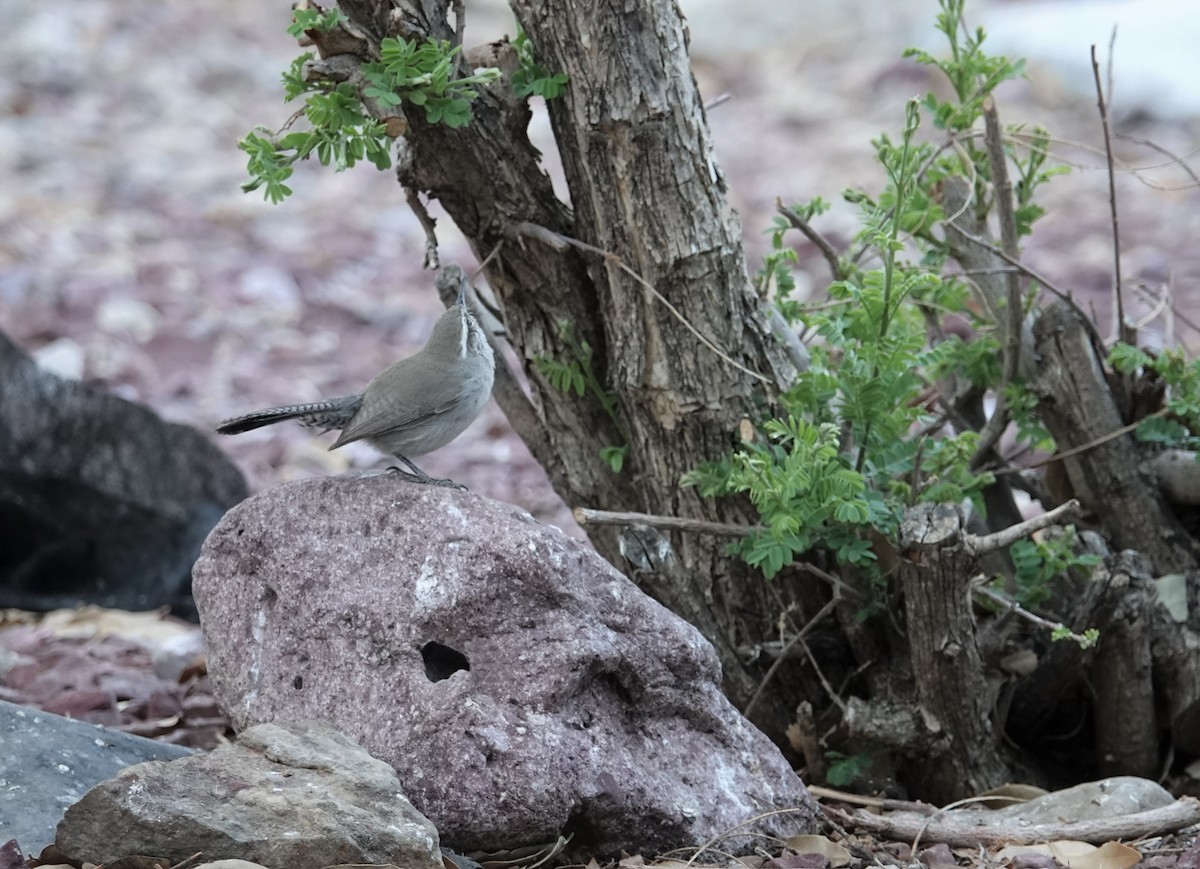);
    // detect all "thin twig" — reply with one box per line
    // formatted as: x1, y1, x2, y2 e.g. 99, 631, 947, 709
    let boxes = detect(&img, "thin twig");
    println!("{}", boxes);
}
470, 240, 506, 322
969, 95, 1022, 469
946, 222, 1104, 347
797, 562, 860, 597
993, 407, 1167, 474
1004, 127, 1200, 190
807, 785, 939, 815
743, 595, 840, 720
405, 187, 440, 270
275, 107, 308, 136
704, 92, 732, 111
167, 854, 205, 869
1115, 134, 1200, 188
974, 584, 1095, 645
451, 0, 466, 51
824, 796, 1200, 848
776, 198, 844, 281
517, 222, 772, 383
573, 506, 757, 537
963, 498, 1080, 556
1091, 41, 1126, 342
473, 239, 504, 280
797, 629, 847, 714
